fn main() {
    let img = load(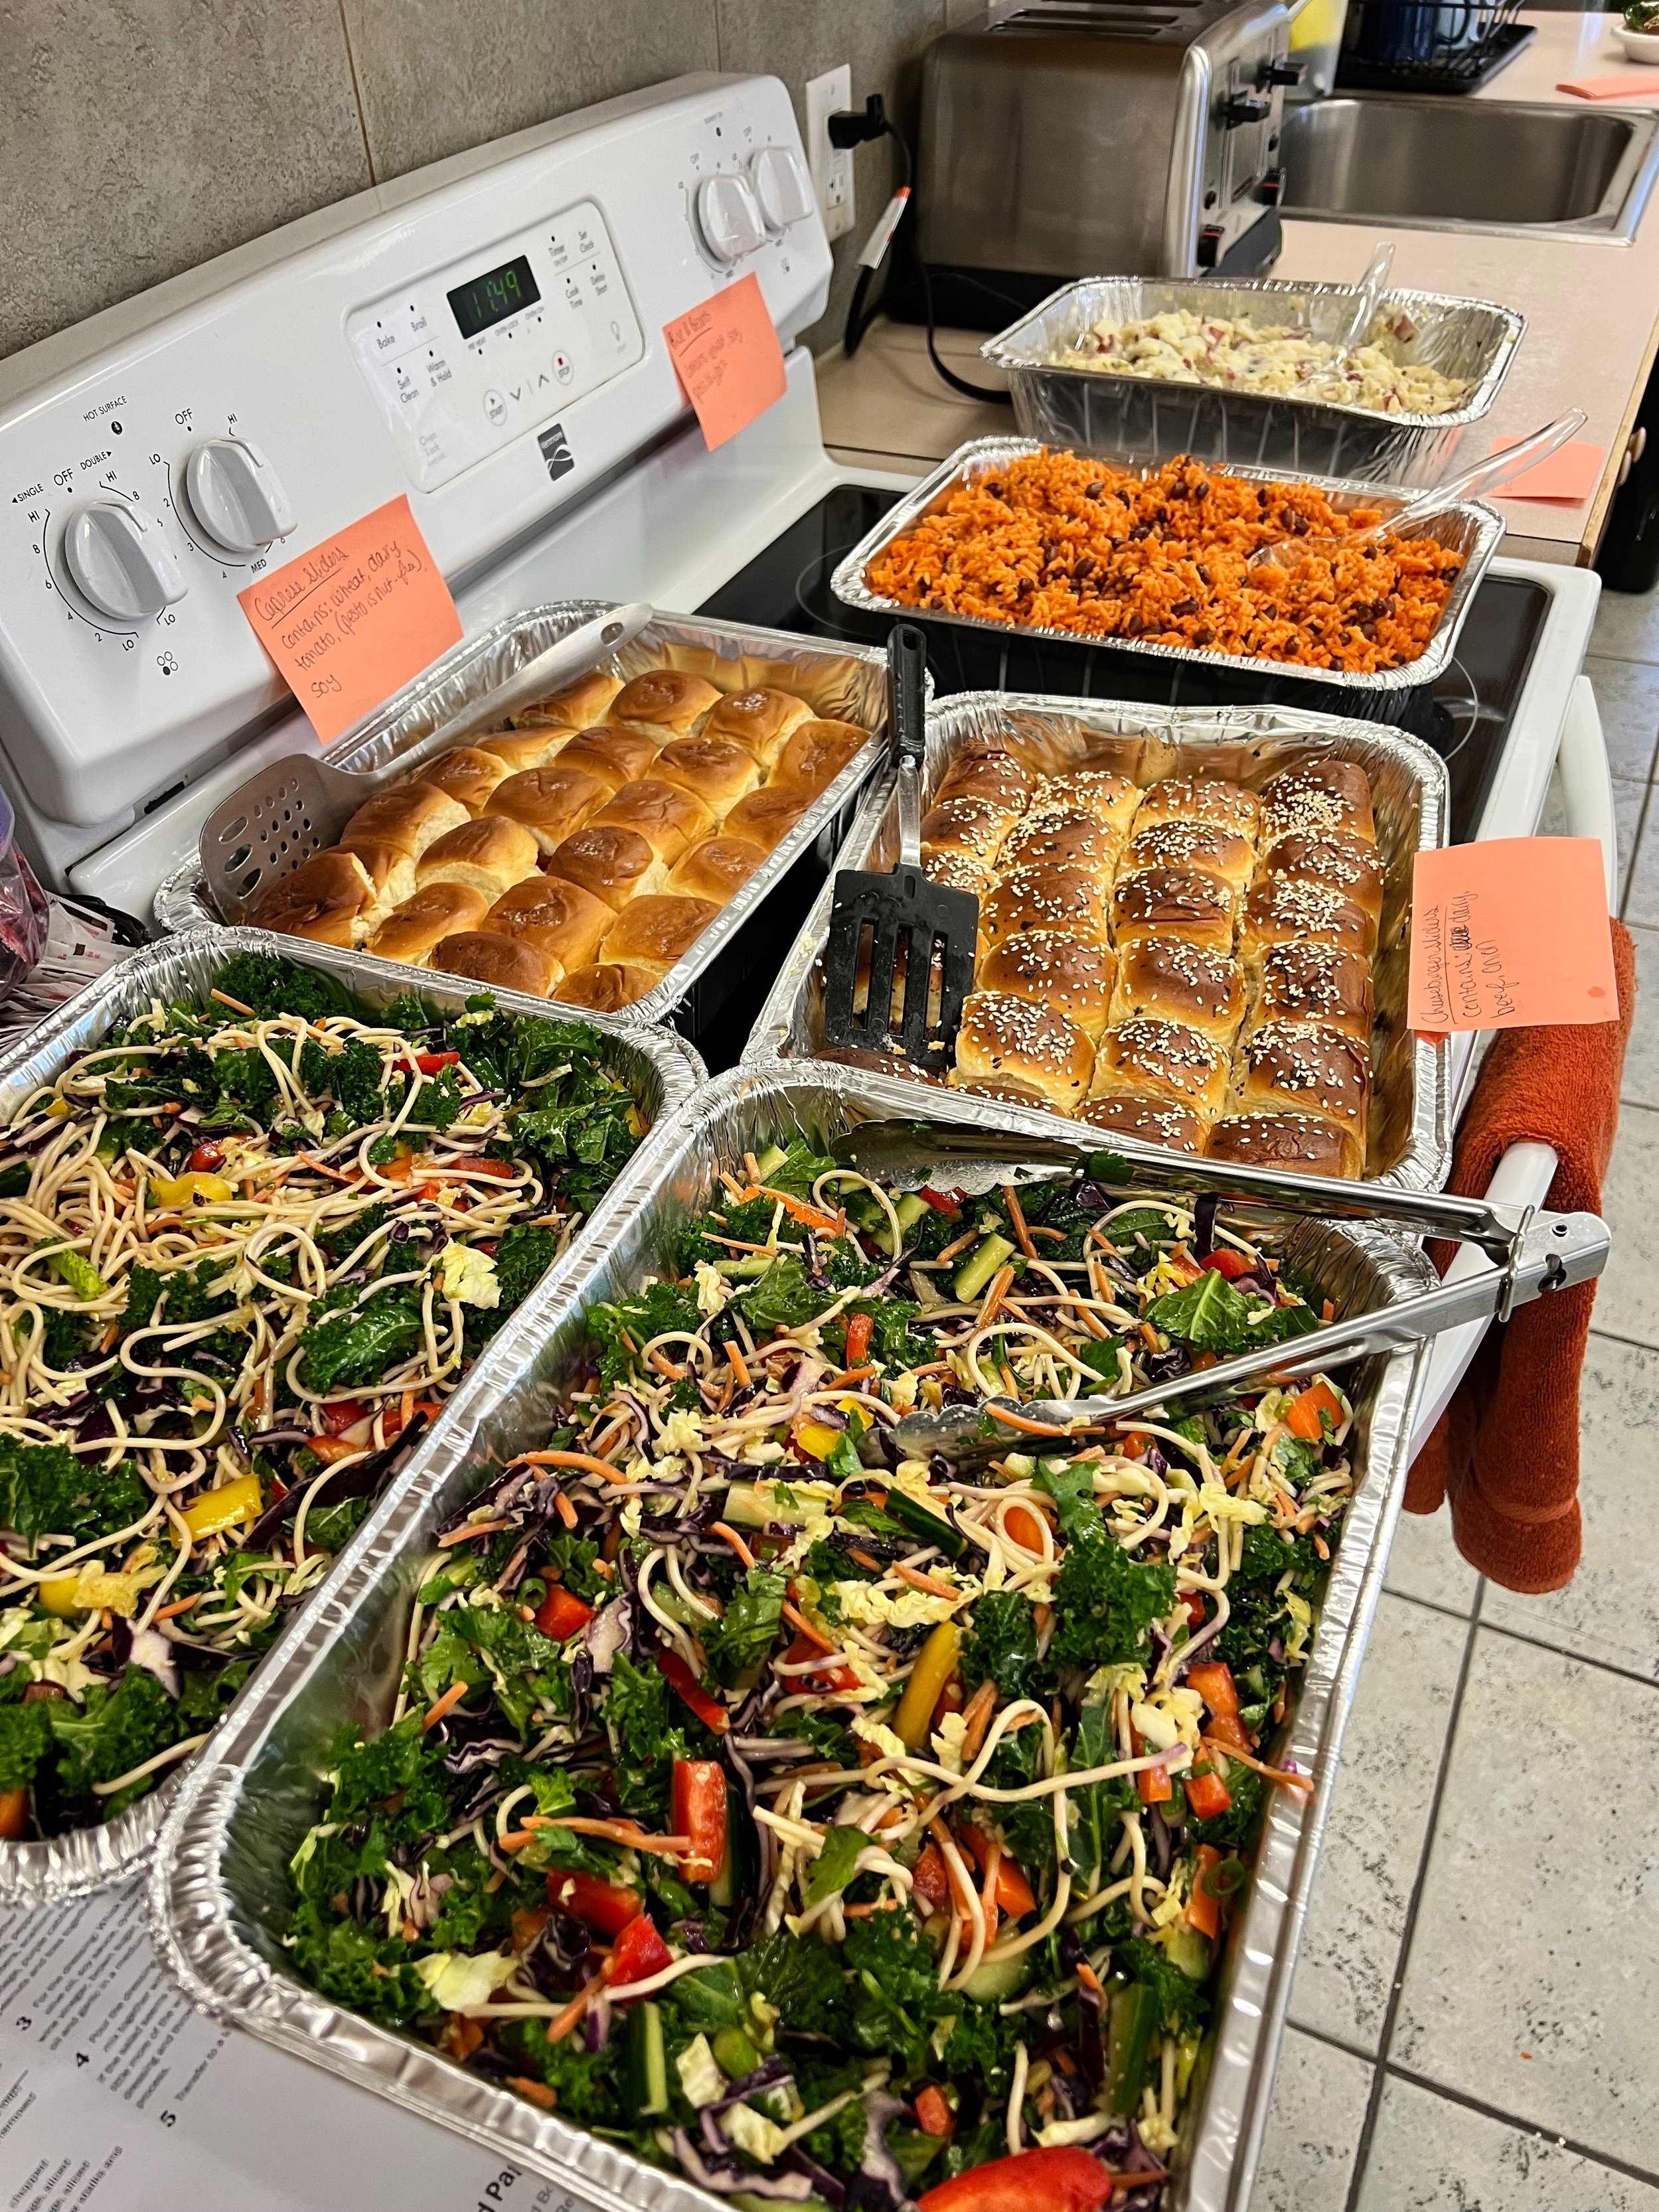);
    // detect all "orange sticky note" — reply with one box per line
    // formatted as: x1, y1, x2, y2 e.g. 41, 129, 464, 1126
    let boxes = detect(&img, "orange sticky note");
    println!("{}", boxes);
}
1559, 73, 1659, 100
238, 495, 463, 745
663, 273, 787, 452
1486, 435, 1607, 506
1409, 839, 1618, 1034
